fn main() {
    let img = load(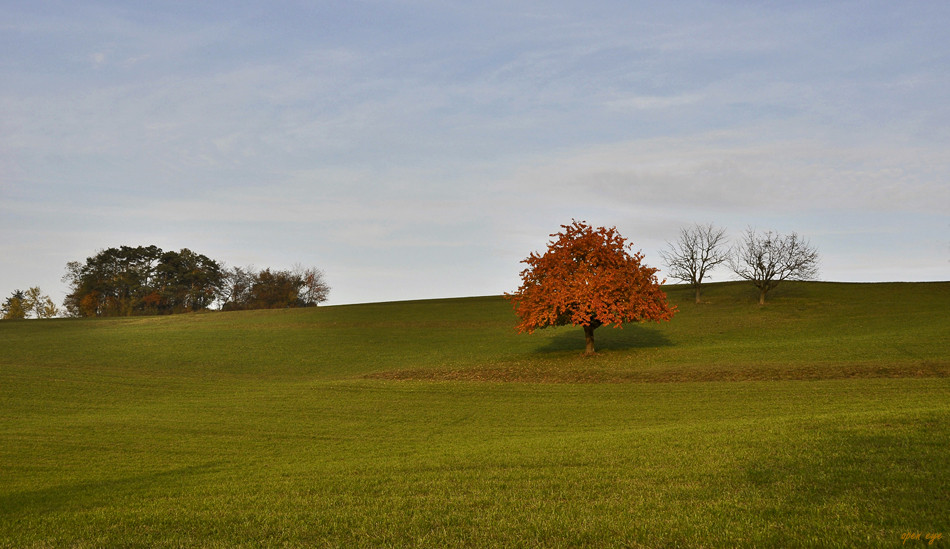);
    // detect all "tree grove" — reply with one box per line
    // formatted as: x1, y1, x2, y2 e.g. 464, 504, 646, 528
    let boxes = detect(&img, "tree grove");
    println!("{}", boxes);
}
62, 246, 329, 317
